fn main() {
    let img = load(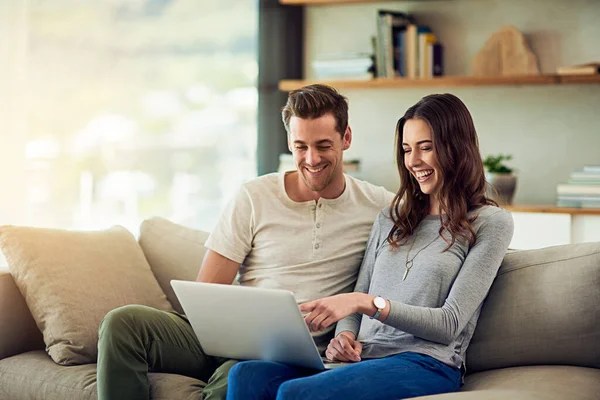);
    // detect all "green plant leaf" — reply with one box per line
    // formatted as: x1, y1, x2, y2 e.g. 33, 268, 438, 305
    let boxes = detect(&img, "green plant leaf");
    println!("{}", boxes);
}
483, 154, 513, 174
